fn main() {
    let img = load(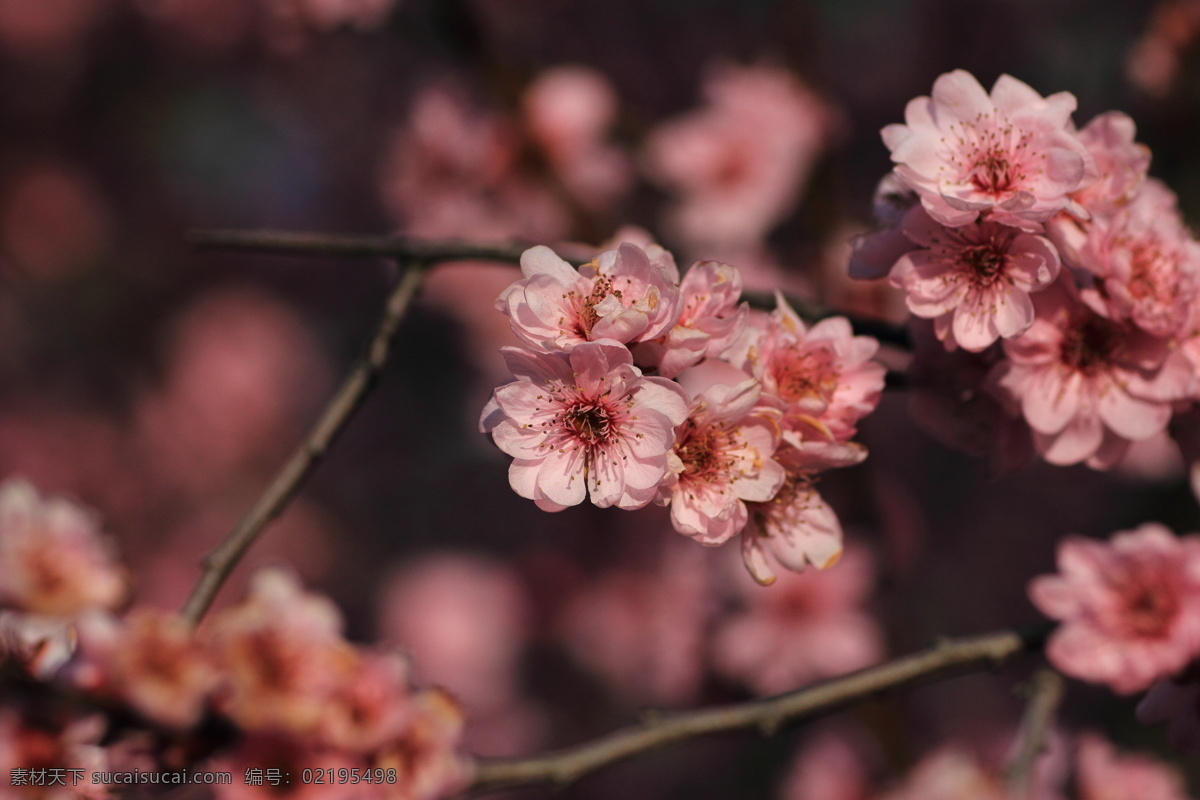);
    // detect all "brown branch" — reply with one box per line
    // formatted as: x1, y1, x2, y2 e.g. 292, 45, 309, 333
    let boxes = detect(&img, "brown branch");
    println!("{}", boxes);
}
1005, 668, 1065, 799
467, 621, 1055, 794
188, 229, 575, 265
180, 262, 427, 626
